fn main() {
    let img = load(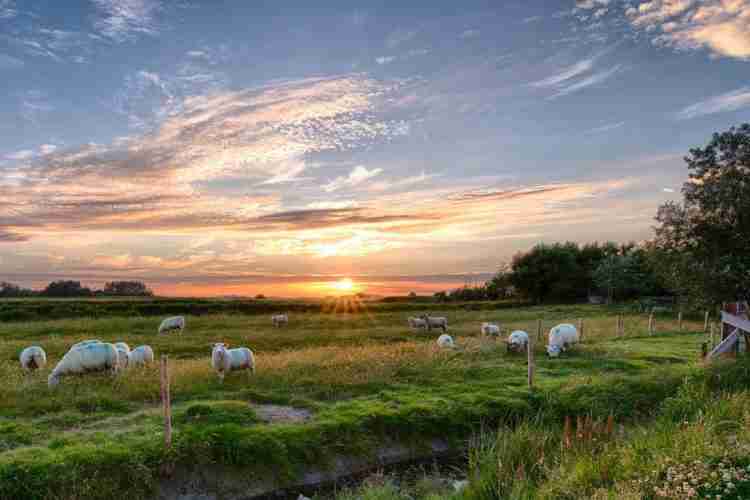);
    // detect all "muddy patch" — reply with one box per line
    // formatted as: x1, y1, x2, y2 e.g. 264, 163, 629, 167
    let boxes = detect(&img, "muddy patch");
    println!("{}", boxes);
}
251, 404, 312, 424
